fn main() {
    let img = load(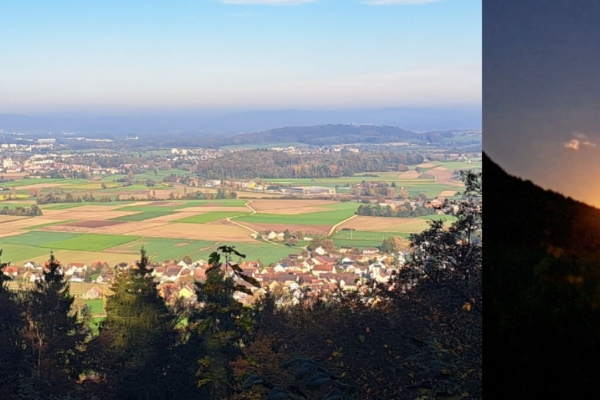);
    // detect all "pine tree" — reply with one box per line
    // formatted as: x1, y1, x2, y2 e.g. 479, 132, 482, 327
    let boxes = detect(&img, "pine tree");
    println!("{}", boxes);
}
0, 250, 27, 398
88, 248, 176, 400
20, 251, 87, 396
188, 245, 260, 399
